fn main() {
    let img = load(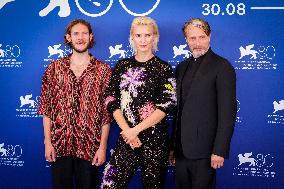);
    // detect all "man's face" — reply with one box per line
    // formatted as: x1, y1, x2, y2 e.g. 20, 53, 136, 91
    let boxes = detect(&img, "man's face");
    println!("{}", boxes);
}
66, 23, 93, 53
185, 24, 210, 58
